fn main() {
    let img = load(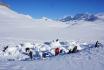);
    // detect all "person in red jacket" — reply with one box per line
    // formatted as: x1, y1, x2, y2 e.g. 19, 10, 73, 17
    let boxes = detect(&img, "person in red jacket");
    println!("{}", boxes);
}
55, 47, 60, 56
